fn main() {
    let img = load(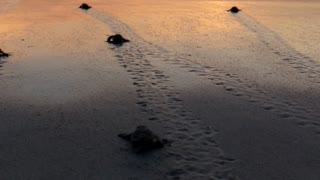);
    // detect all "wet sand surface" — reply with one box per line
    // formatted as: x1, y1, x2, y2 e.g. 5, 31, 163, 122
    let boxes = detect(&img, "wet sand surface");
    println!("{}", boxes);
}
1, 0, 320, 180
1, 1, 170, 179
